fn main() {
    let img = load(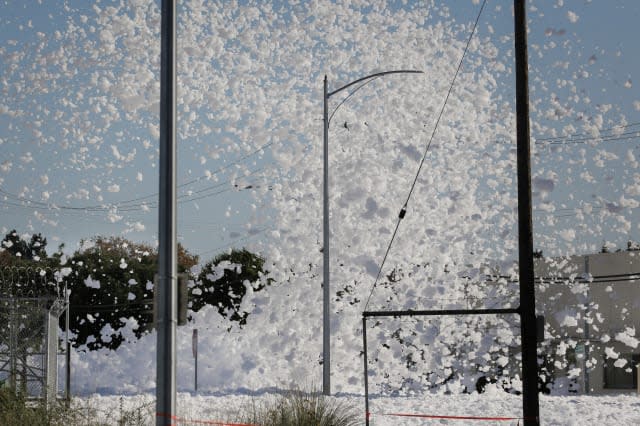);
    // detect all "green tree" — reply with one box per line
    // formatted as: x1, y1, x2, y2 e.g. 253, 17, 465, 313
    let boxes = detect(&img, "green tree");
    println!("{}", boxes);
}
0, 230, 58, 299
1, 230, 48, 261
191, 248, 271, 326
64, 236, 198, 350
2, 231, 275, 350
